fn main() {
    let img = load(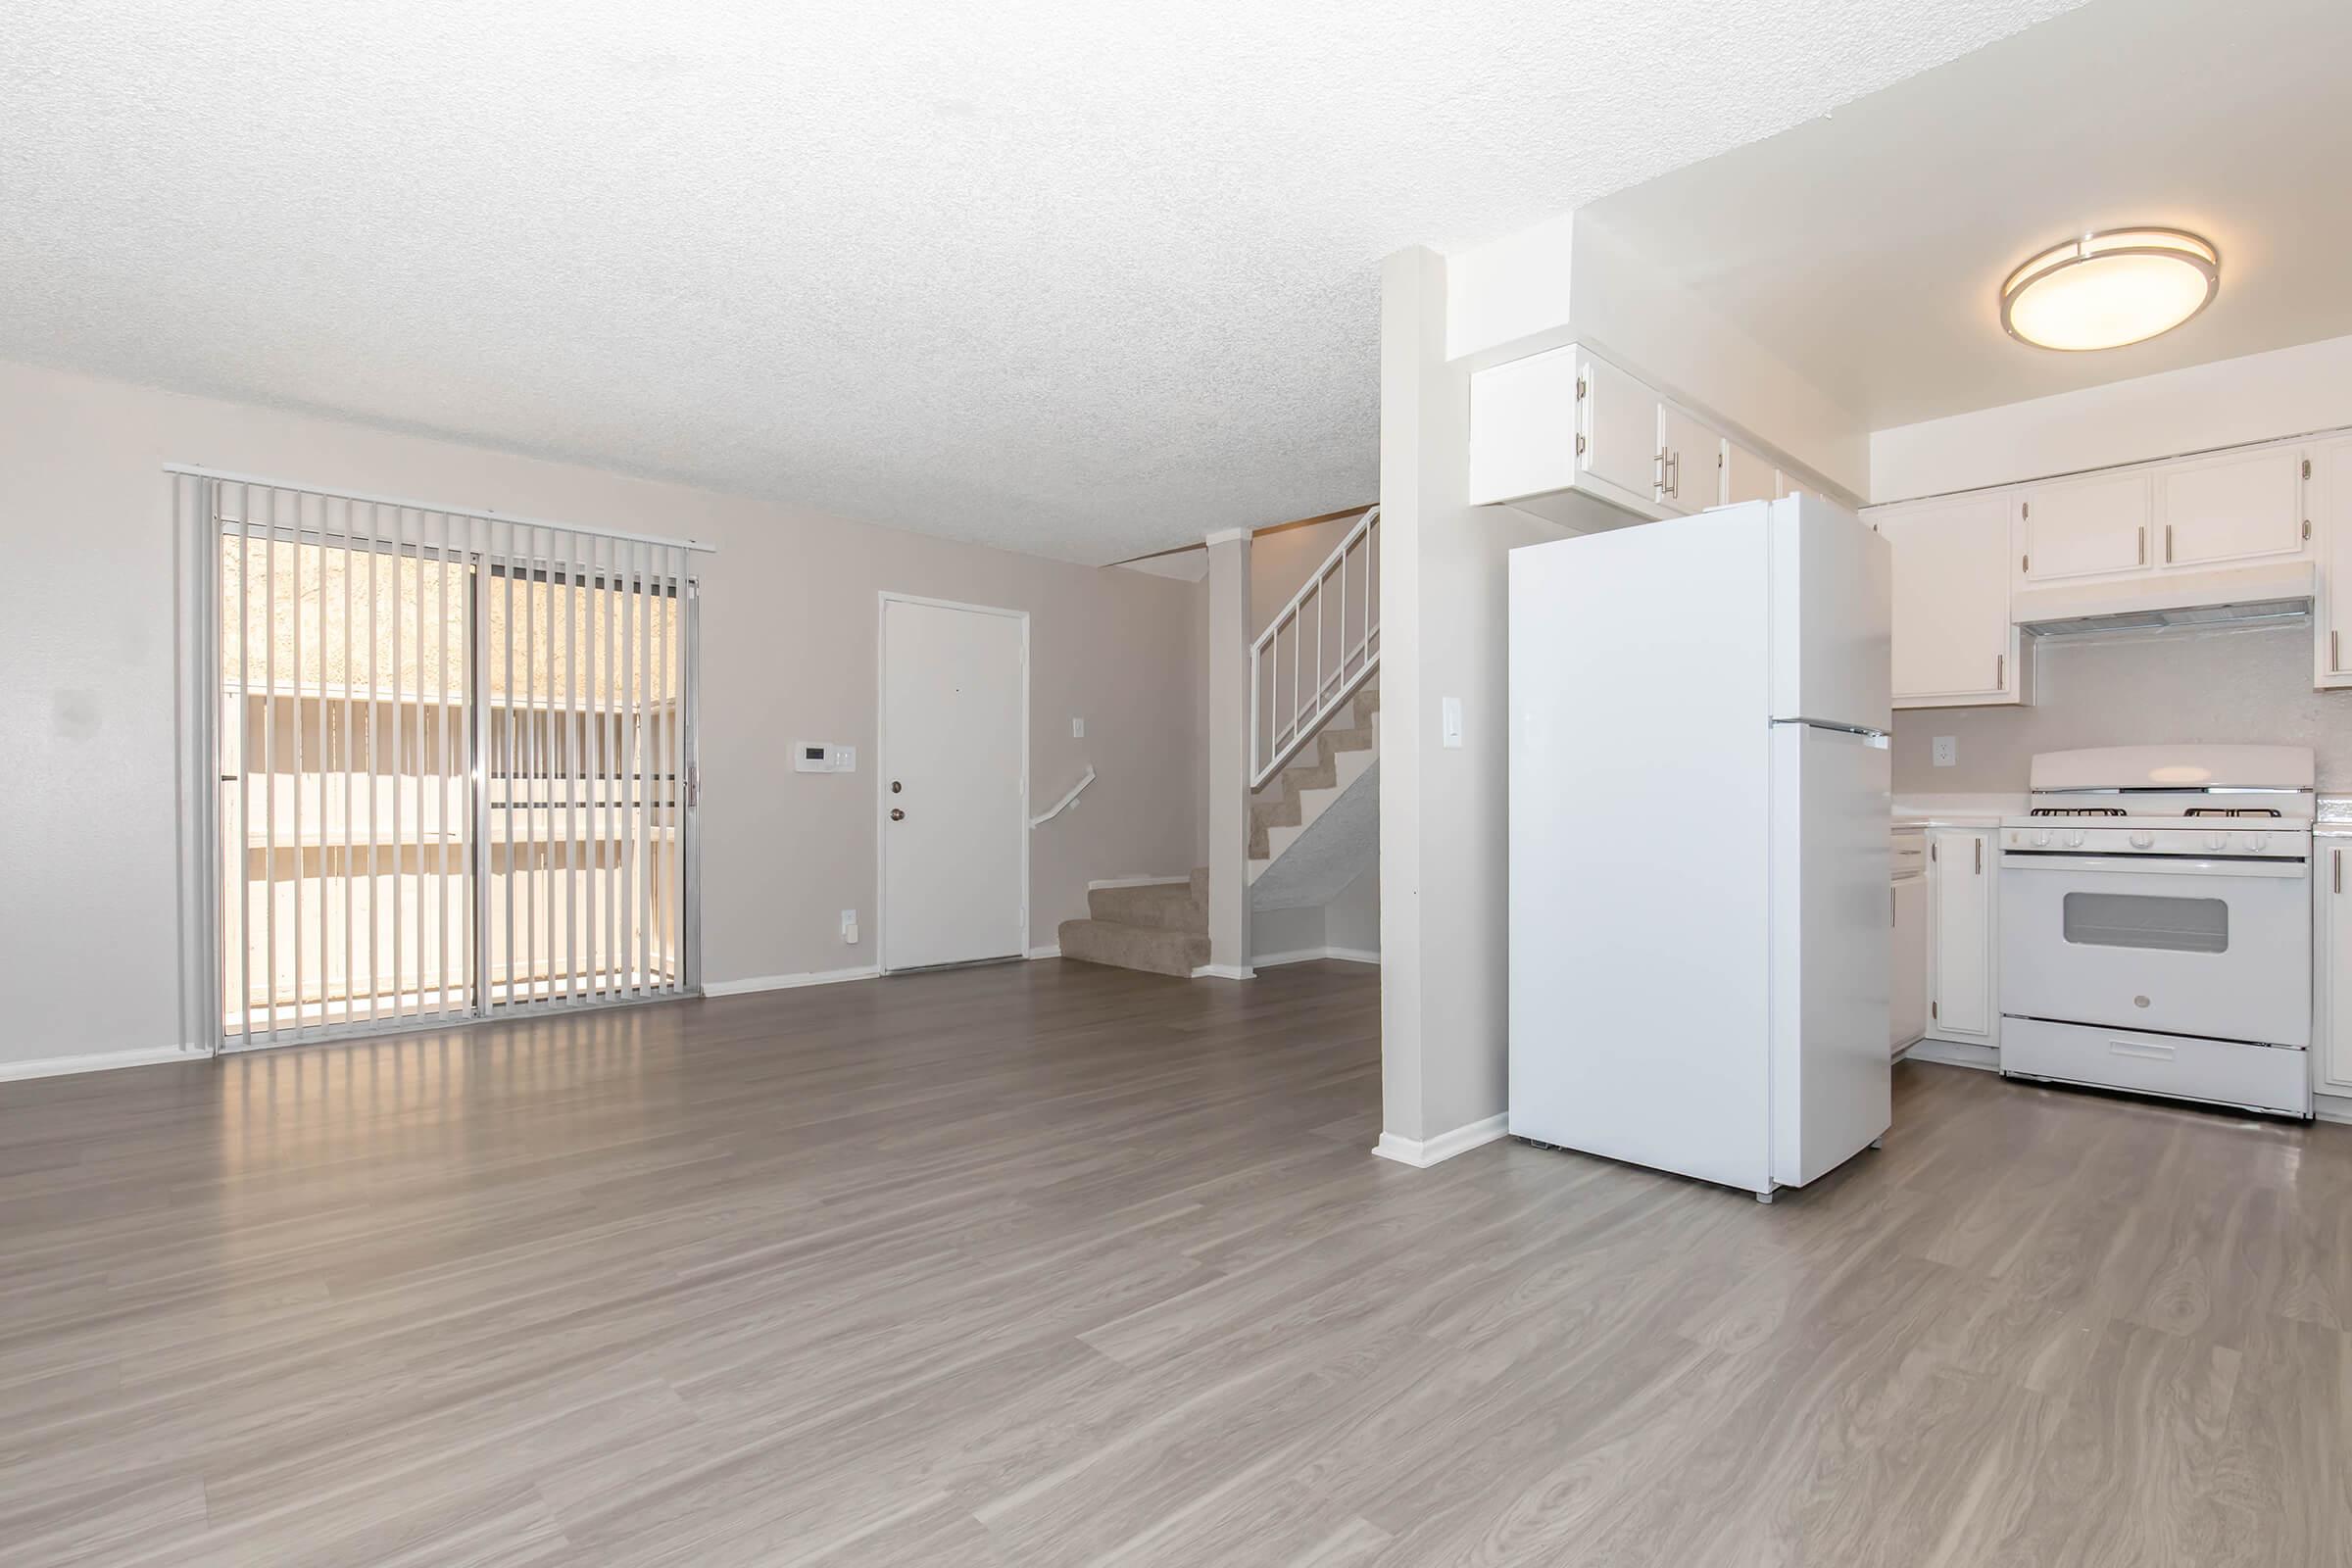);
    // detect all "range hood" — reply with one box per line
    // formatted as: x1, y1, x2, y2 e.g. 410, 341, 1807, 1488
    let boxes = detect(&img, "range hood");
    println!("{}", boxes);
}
2010, 560, 2315, 637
